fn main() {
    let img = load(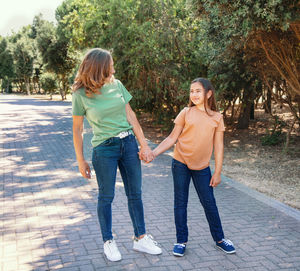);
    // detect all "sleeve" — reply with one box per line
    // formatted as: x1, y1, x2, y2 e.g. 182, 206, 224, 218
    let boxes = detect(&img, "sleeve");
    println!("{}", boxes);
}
216, 115, 225, 132
72, 91, 86, 116
118, 80, 132, 104
174, 107, 187, 127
